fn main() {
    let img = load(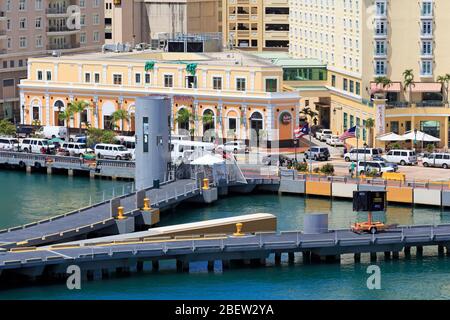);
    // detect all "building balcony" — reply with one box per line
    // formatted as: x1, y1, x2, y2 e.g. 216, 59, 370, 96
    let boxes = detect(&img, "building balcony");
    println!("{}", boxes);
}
0, 11, 6, 21
47, 26, 80, 35
0, 49, 7, 55
46, 8, 70, 16
0, 30, 6, 39
47, 42, 81, 51
374, 49, 387, 58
